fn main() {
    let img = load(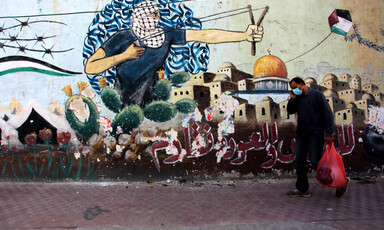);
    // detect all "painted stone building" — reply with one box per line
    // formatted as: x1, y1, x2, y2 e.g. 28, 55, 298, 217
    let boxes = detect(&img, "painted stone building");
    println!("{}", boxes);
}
214, 62, 253, 82
171, 85, 211, 111
335, 103, 365, 126
172, 53, 382, 128
324, 89, 346, 113
306, 75, 381, 126
319, 73, 350, 91
363, 83, 380, 93
304, 77, 326, 92
254, 96, 280, 124
351, 74, 362, 90
171, 53, 291, 124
